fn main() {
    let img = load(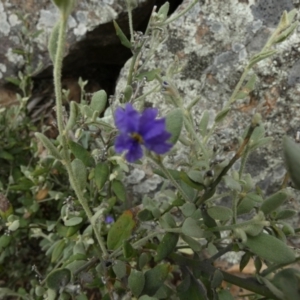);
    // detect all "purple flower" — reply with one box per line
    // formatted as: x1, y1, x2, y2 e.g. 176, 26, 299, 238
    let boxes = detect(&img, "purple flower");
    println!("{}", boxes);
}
114, 104, 172, 162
